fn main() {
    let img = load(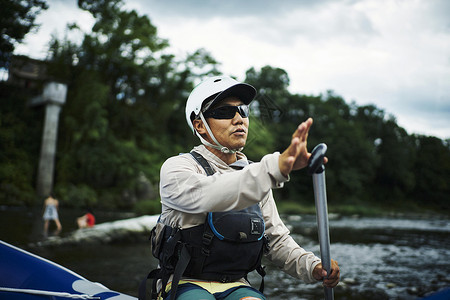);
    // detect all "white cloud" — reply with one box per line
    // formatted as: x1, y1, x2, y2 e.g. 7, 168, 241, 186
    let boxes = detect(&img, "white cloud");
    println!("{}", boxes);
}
14, 1, 94, 59
14, 0, 450, 139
